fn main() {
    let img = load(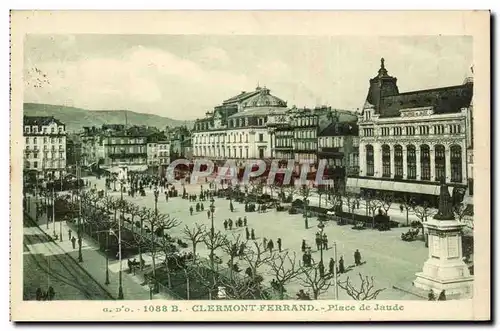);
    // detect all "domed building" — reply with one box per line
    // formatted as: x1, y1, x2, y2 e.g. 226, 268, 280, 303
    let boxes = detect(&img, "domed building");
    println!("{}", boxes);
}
192, 86, 288, 163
